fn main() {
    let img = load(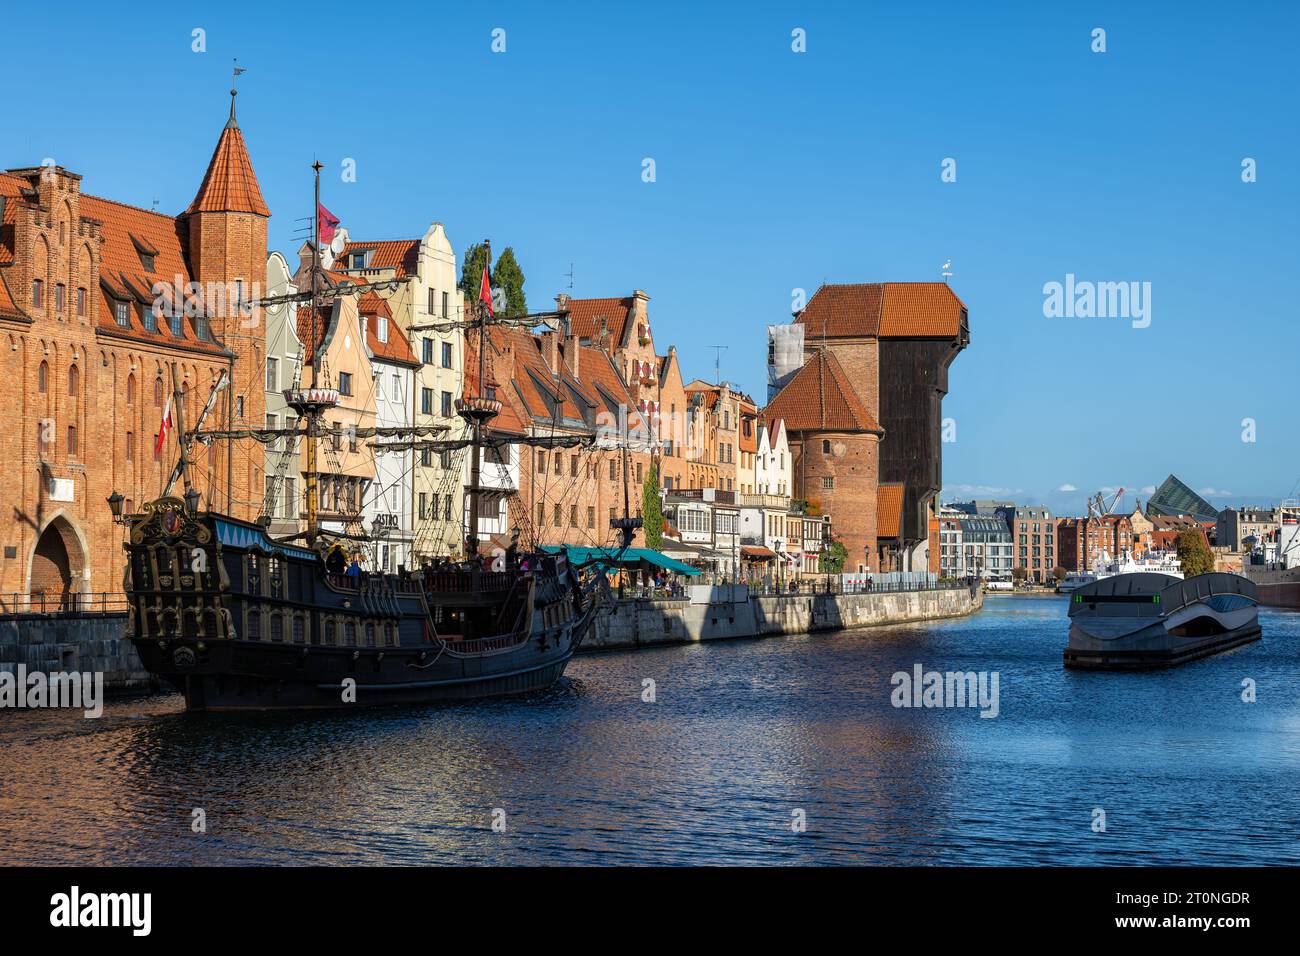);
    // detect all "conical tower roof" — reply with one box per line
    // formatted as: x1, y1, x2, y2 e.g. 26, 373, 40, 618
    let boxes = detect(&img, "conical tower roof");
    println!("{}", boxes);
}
185, 91, 270, 217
